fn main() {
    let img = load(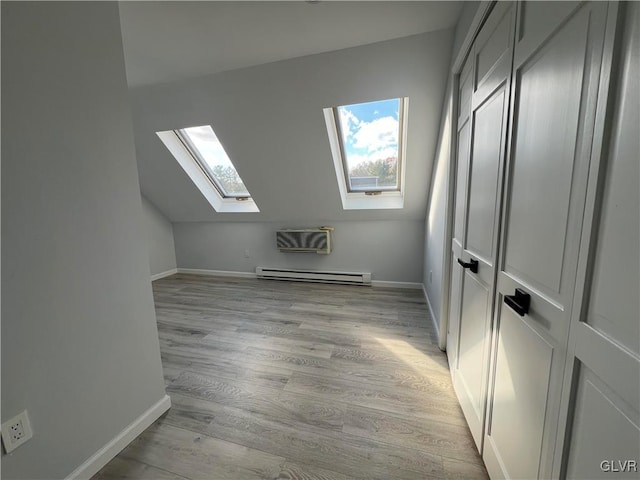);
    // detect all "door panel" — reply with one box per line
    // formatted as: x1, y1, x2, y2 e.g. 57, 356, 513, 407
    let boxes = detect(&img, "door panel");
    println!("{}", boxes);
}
454, 270, 490, 449
584, 52, 640, 355
517, 1, 580, 52
453, 122, 471, 242
458, 59, 473, 127
457, 273, 490, 415
488, 304, 553, 480
476, 7, 512, 87
484, 2, 612, 479
565, 367, 640, 479
466, 90, 505, 262
503, 15, 587, 296
446, 256, 463, 361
